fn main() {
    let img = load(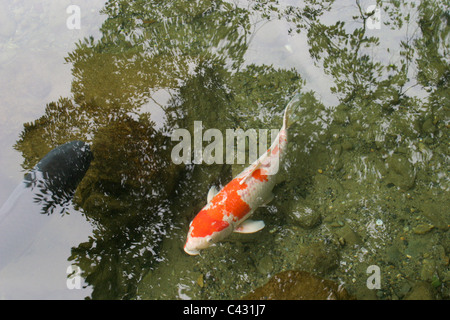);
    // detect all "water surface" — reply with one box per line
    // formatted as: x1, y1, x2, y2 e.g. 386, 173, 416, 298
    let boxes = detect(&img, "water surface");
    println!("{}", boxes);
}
0, 0, 448, 300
